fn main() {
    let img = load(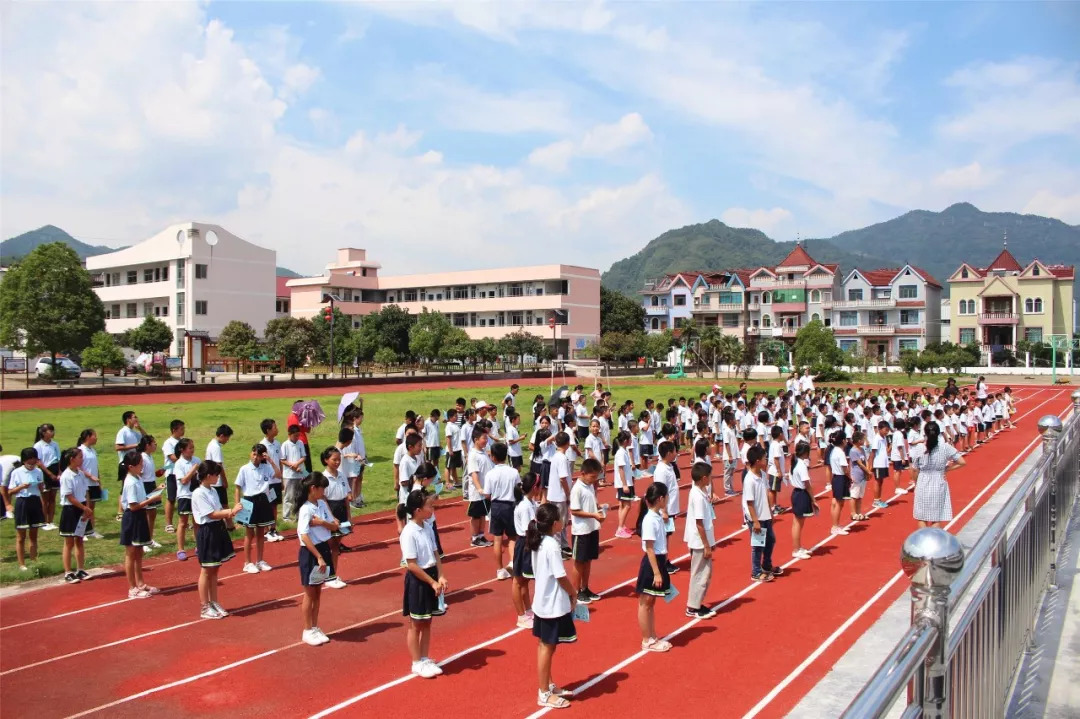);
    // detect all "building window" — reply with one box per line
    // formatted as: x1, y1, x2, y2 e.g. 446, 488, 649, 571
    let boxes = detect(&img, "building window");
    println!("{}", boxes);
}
404, 290, 418, 302
127, 270, 138, 284
276, 299, 290, 313
898, 285, 918, 299
143, 302, 154, 317
839, 339, 857, 353
162, 266, 169, 281
1024, 297, 1043, 313
961, 268, 969, 279
361, 268, 368, 277
144, 269, 154, 283
195, 264, 208, 279
900, 310, 920, 325
508, 284, 524, 297
811, 313, 820, 323
1032, 266, 1040, 277
959, 328, 976, 344
824, 317, 832, 327
1024, 327, 1044, 343
722, 314, 740, 328
176, 293, 185, 320
847, 288, 863, 301
810, 290, 820, 303
195, 300, 207, 315
761, 292, 771, 304
762, 314, 772, 328
176, 261, 185, 288
898, 339, 919, 352
126, 303, 137, 318
651, 318, 659, 330
673, 295, 686, 306
839, 311, 858, 327
453, 314, 466, 327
